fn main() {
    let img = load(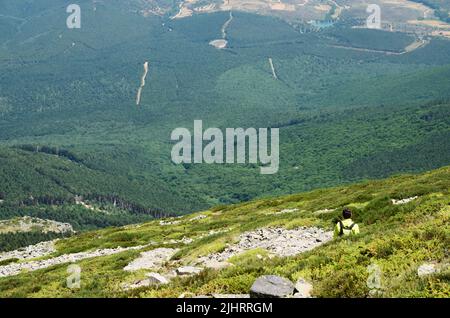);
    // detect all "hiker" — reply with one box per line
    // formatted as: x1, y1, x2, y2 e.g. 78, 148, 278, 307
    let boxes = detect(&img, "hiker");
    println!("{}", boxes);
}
334, 208, 359, 238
